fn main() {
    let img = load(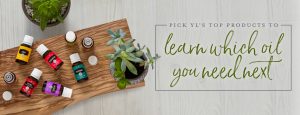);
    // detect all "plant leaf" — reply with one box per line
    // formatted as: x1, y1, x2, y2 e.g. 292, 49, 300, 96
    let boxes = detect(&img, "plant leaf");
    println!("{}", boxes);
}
126, 53, 144, 62
121, 59, 126, 72
115, 58, 122, 71
126, 47, 135, 53
39, 17, 47, 31
107, 39, 114, 45
134, 51, 144, 57
57, 15, 64, 22
113, 70, 123, 78
123, 59, 138, 75
144, 62, 149, 69
106, 54, 115, 60
117, 78, 127, 89
110, 62, 115, 70
119, 44, 126, 50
